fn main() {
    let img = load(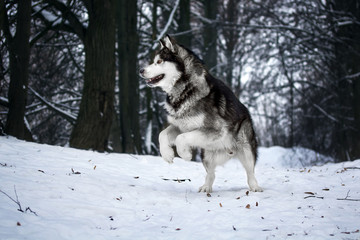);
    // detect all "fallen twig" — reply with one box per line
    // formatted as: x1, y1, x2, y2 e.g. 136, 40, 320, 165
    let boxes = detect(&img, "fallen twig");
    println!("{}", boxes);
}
0, 186, 38, 216
304, 195, 324, 199
344, 167, 360, 170
304, 192, 324, 199
162, 178, 191, 183
337, 190, 360, 201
